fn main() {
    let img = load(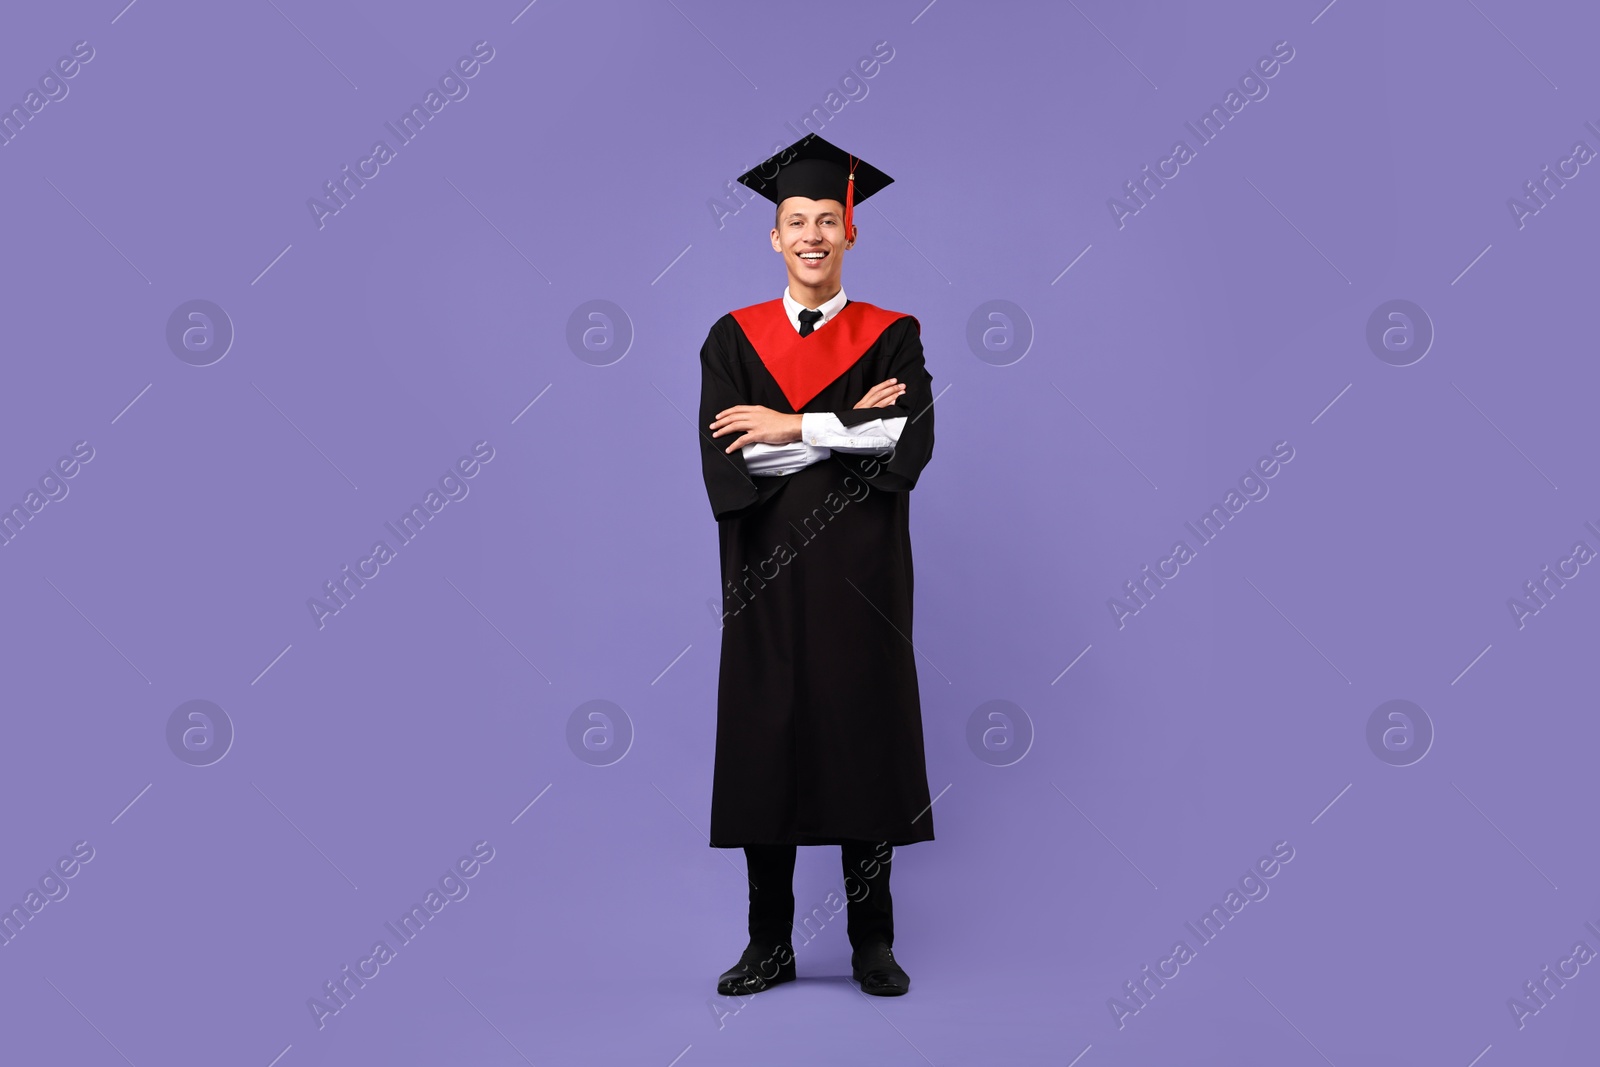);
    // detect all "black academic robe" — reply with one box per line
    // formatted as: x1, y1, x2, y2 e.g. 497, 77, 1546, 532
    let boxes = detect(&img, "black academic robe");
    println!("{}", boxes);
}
698, 297, 936, 848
